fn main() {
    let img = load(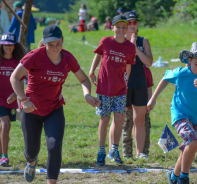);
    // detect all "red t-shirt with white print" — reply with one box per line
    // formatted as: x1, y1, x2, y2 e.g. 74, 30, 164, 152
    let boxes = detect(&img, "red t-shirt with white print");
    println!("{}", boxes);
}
20, 46, 80, 116
94, 36, 136, 97
0, 57, 19, 108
